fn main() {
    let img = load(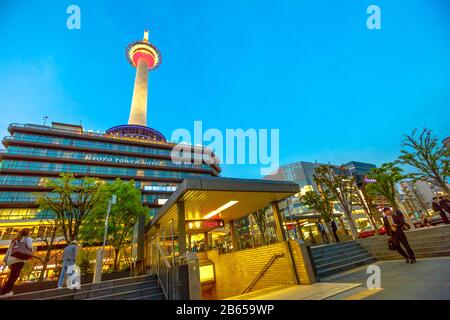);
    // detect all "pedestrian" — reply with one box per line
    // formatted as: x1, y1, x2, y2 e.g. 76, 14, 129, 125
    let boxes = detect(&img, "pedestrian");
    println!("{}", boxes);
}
317, 221, 329, 244
330, 220, 340, 243
383, 207, 416, 263
58, 240, 78, 289
438, 196, 450, 214
308, 228, 316, 244
419, 210, 430, 227
0, 229, 34, 297
432, 197, 449, 224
